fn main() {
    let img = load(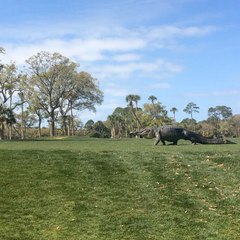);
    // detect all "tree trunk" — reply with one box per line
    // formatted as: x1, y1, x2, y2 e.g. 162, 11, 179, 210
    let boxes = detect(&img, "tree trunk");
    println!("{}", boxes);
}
71, 117, 74, 136
130, 105, 142, 129
62, 115, 68, 136
38, 117, 42, 138
70, 103, 74, 136
67, 123, 70, 137
9, 94, 13, 140
135, 105, 140, 130
21, 104, 24, 140
0, 122, 5, 140
111, 127, 116, 138
50, 112, 55, 136
9, 125, 12, 140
